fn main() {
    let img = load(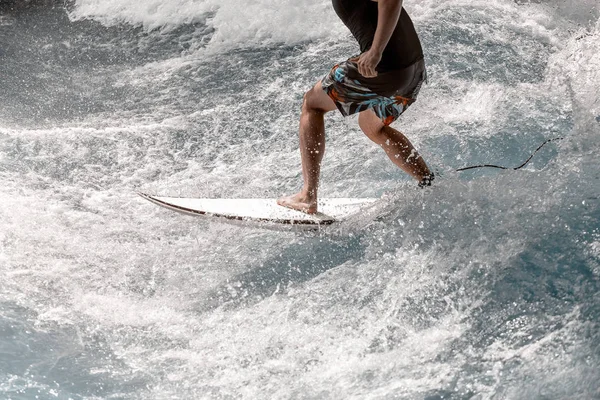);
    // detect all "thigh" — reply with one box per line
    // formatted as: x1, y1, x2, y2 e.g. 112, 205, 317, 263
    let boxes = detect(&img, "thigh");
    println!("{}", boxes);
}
305, 80, 338, 113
